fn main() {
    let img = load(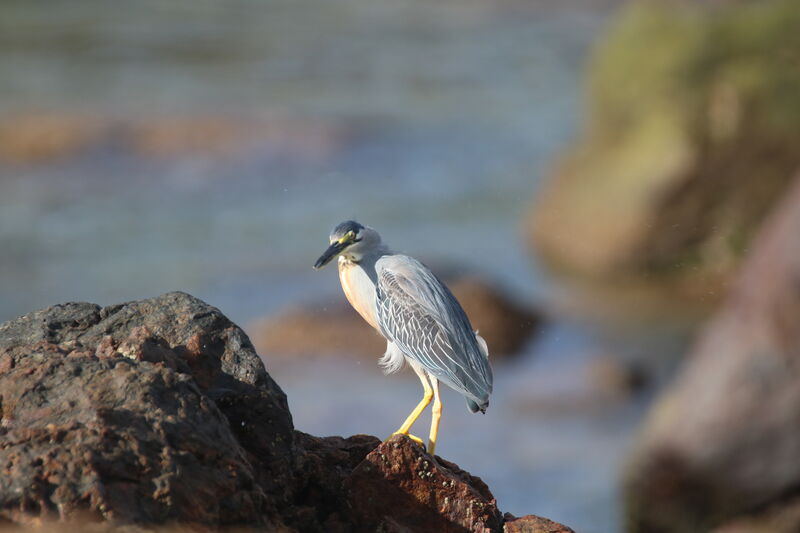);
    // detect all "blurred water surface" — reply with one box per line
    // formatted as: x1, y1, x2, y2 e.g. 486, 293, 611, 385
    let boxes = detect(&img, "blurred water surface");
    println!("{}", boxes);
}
0, 1, 658, 532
